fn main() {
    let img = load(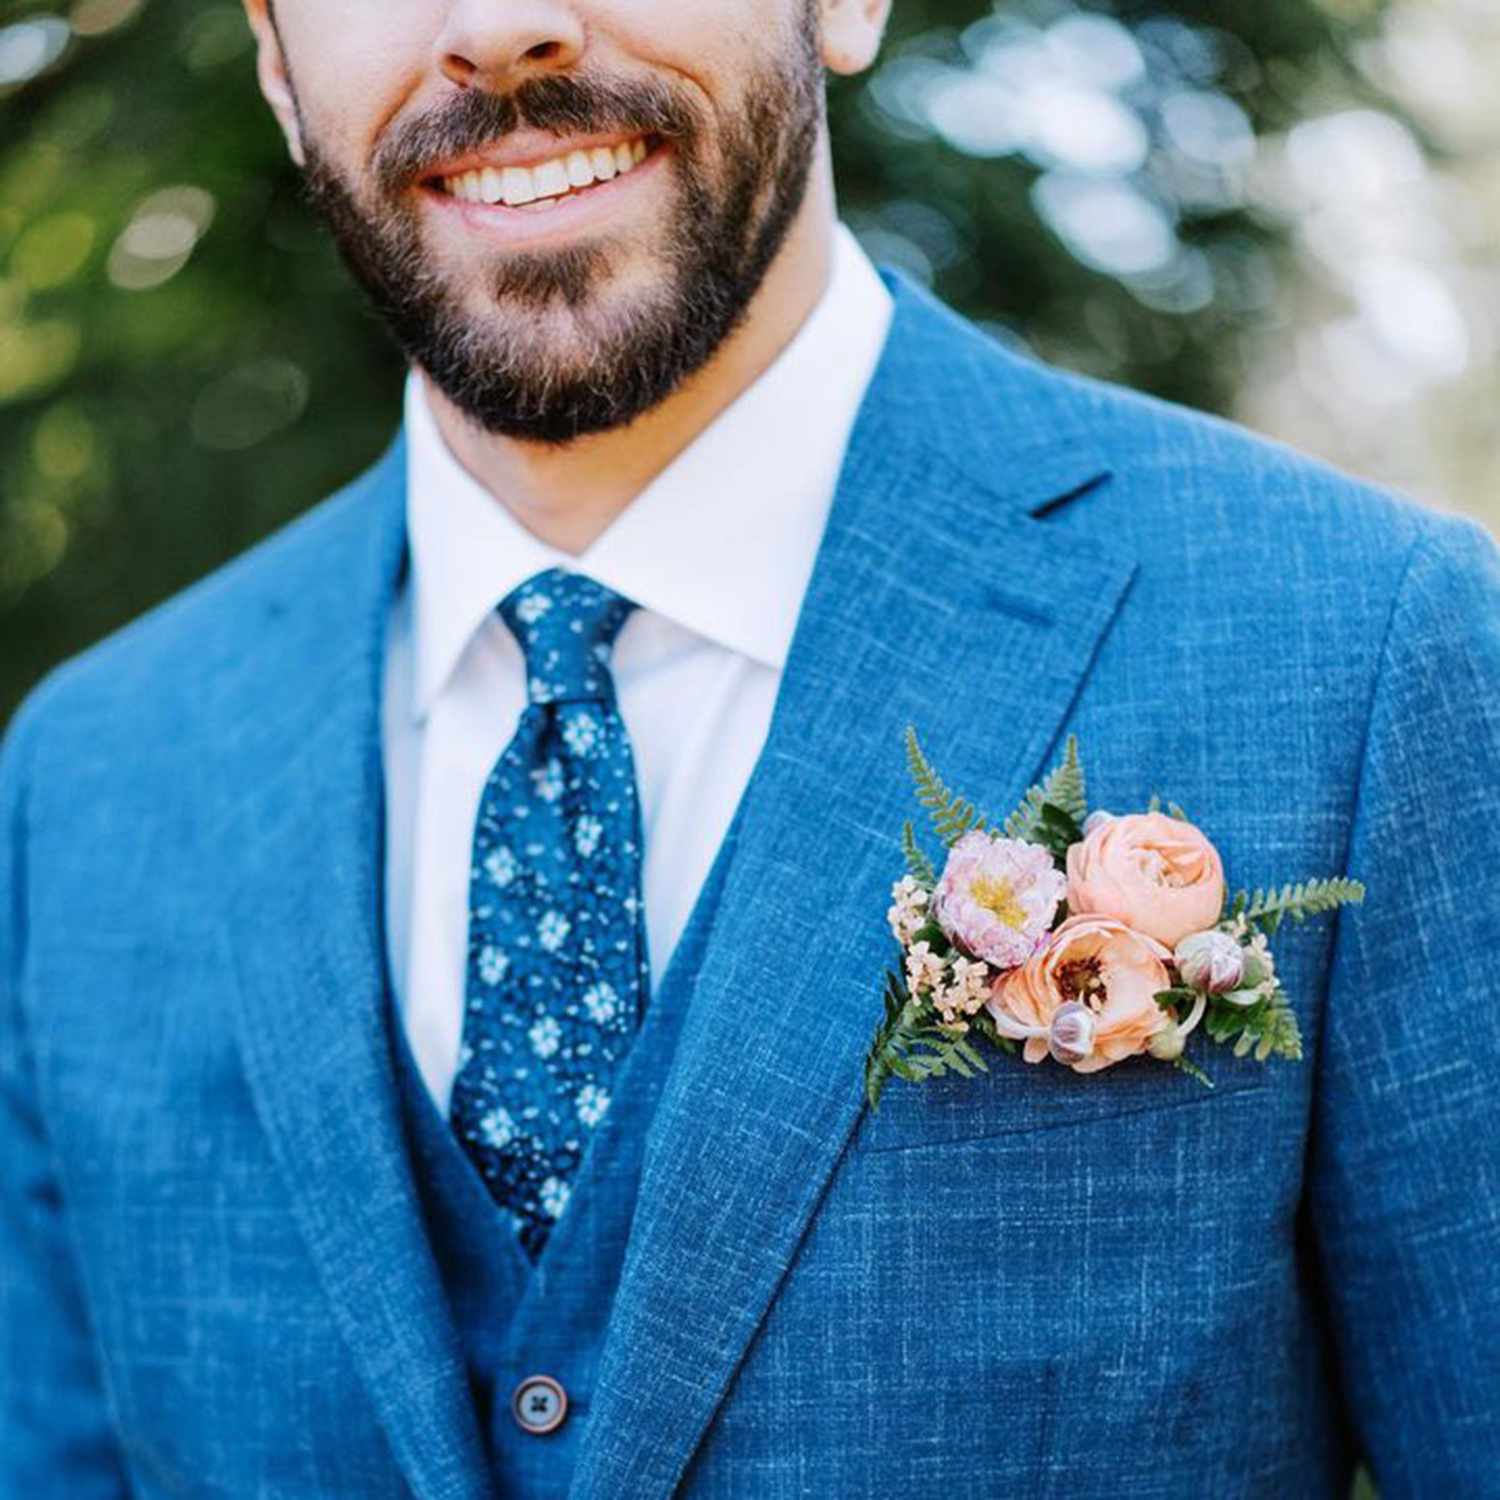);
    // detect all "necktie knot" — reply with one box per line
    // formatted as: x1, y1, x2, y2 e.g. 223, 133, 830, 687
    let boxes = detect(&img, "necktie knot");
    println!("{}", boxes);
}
498, 568, 637, 706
